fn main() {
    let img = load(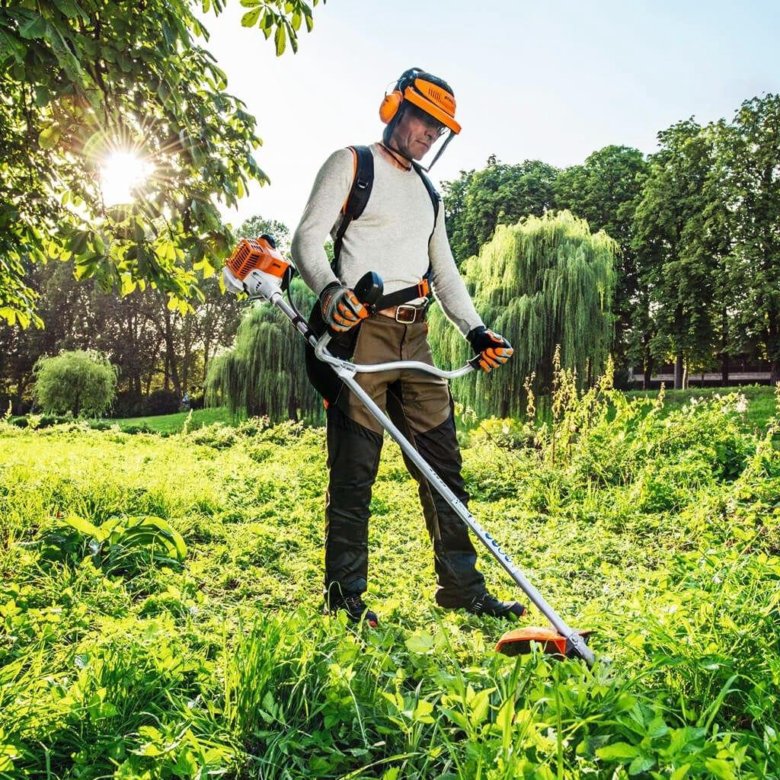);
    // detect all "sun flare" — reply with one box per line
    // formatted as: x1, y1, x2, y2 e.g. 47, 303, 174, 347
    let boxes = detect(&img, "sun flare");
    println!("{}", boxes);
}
99, 150, 155, 206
